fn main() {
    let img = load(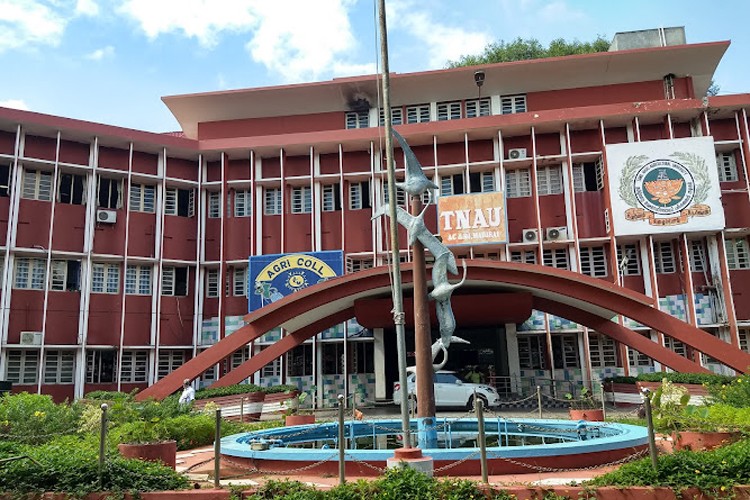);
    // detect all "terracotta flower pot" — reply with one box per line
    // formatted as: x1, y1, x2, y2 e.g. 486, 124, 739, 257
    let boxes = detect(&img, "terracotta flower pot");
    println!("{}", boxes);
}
672, 430, 740, 451
118, 440, 177, 469
285, 414, 316, 426
569, 408, 605, 421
